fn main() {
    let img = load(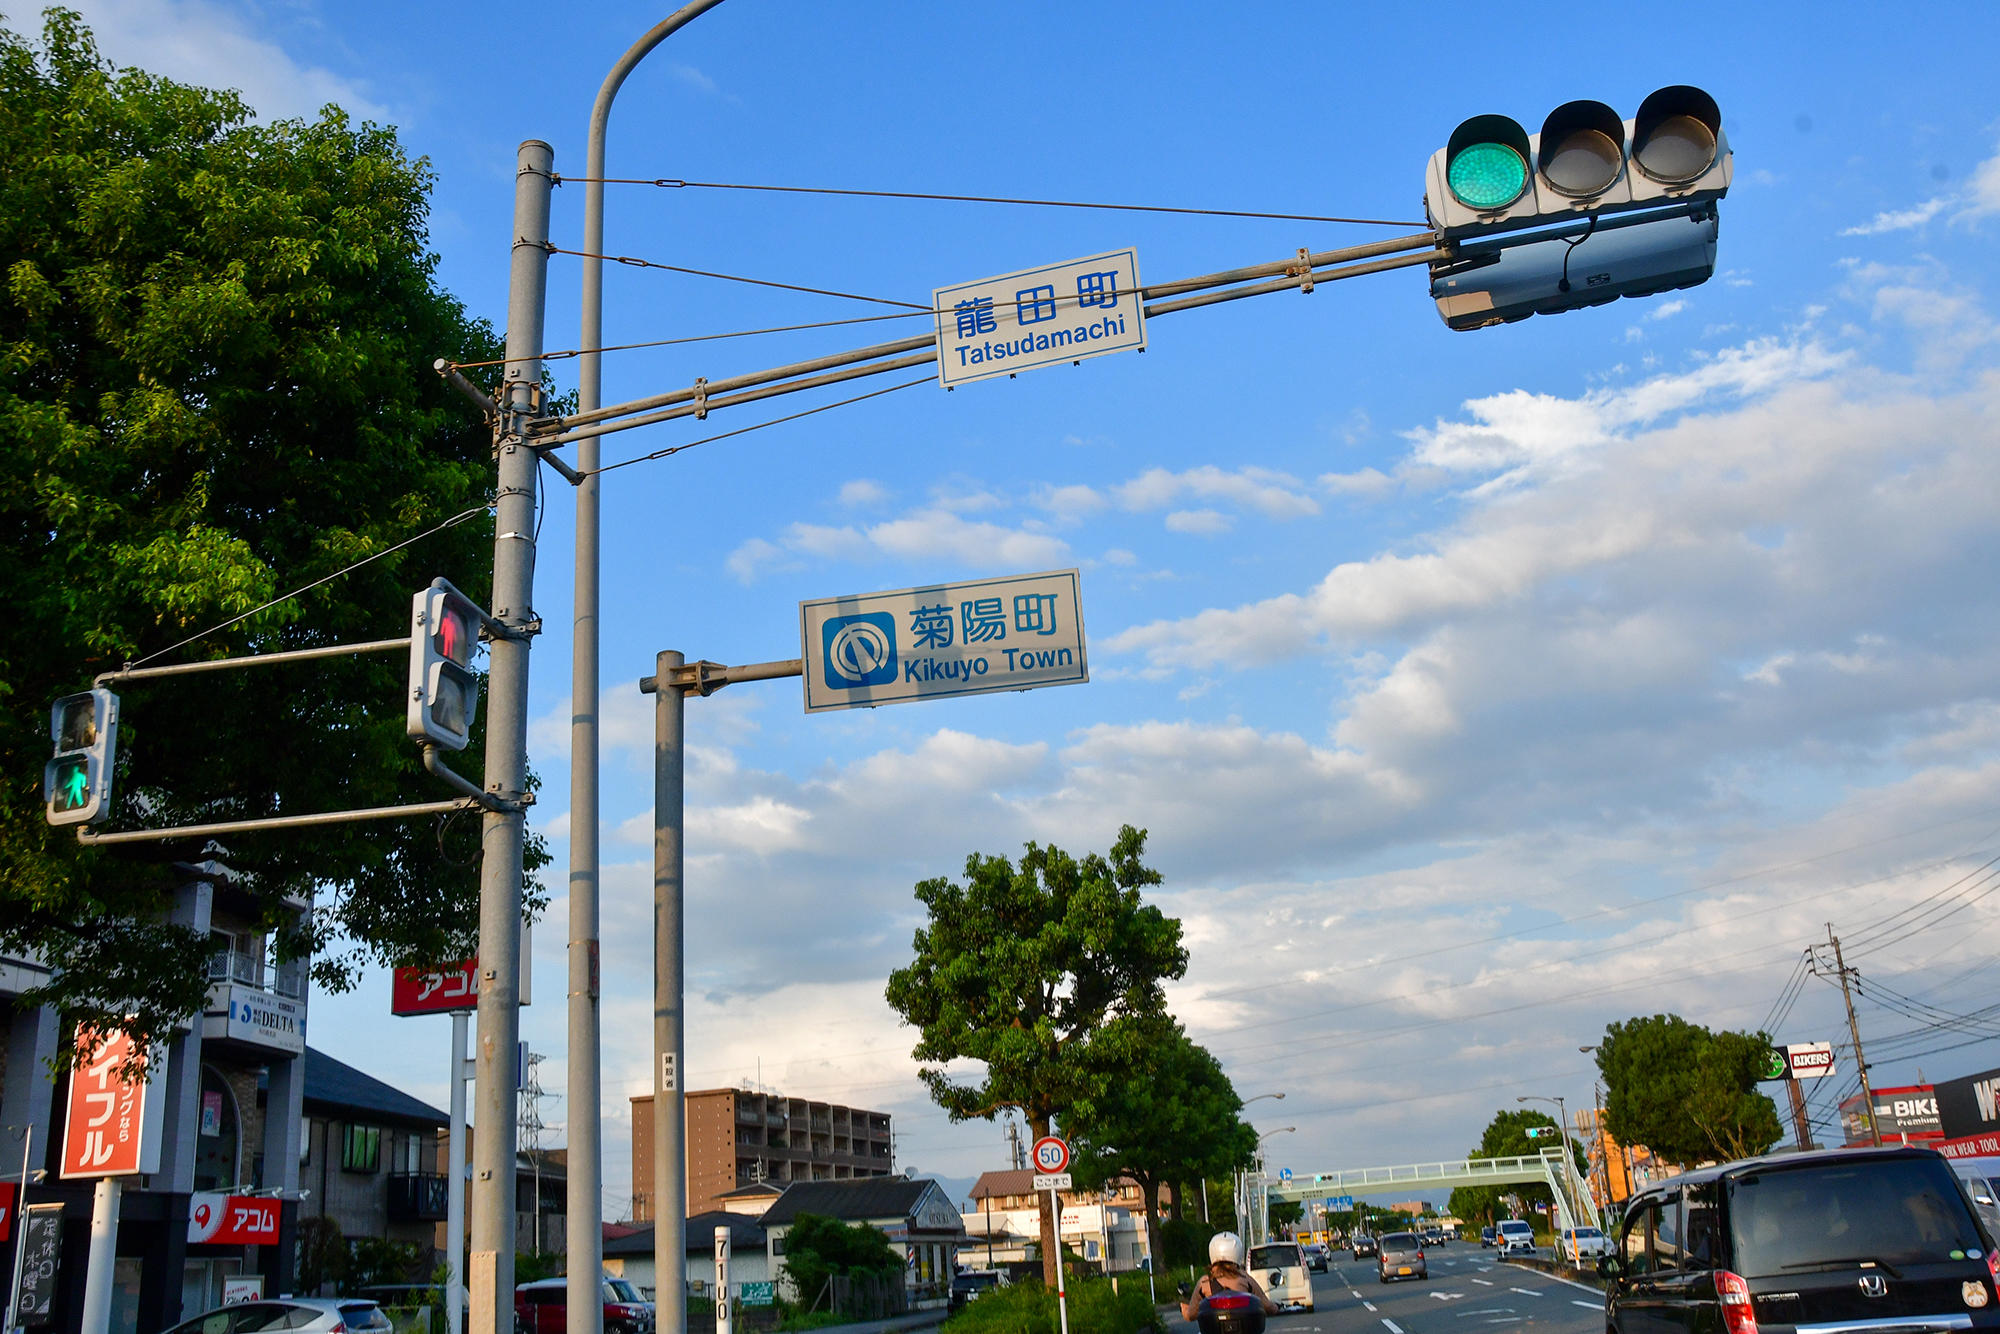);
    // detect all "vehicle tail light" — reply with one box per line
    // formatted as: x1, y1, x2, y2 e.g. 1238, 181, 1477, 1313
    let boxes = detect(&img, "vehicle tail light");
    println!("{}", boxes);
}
1718, 1270, 1758, 1334
330, 1325, 346, 1334
1987, 1250, 1999, 1286
1210, 1294, 1257, 1310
